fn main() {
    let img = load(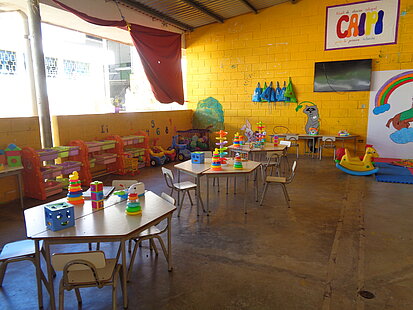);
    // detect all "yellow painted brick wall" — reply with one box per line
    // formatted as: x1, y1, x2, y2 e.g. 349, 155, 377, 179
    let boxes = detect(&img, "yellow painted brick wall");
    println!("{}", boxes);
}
0, 117, 41, 204
0, 111, 192, 205
53, 110, 193, 148
185, 0, 413, 154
